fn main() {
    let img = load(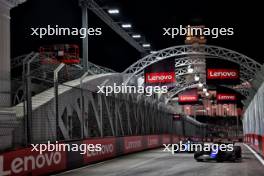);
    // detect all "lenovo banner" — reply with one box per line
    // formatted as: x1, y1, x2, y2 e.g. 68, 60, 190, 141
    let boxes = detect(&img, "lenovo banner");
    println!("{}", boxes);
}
162, 135, 171, 145
145, 72, 175, 83
144, 59, 175, 87
123, 136, 144, 154
178, 95, 198, 102
147, 135, 160, 148
217, 93, 237, 101
0, 147, 66, 176
172, 135, 180, 144
178, 89, 198, 104
206, 59, 240, 85
207, 69, 239, 79
83, 138, 116, 164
